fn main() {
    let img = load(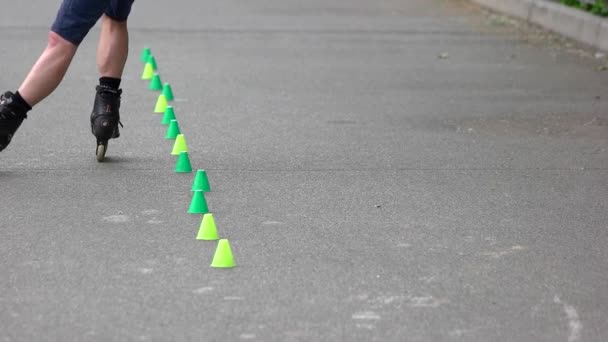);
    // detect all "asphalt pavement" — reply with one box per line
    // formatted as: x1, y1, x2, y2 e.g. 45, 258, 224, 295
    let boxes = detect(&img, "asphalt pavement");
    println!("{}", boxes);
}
1, 0, 607, 341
